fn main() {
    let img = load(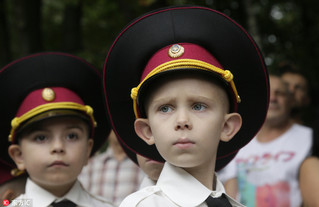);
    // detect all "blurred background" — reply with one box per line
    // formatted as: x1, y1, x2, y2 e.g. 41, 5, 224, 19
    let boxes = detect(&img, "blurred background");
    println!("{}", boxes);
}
1, 0, 318, 112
